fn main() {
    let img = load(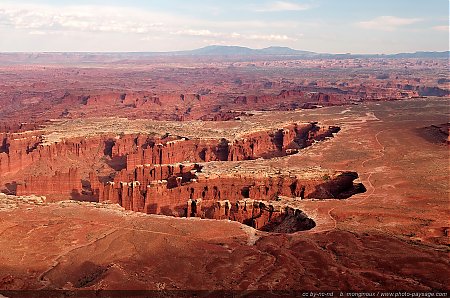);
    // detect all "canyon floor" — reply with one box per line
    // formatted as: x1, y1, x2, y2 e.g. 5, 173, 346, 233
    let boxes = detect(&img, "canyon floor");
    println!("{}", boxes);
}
0, 98, 449, 294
